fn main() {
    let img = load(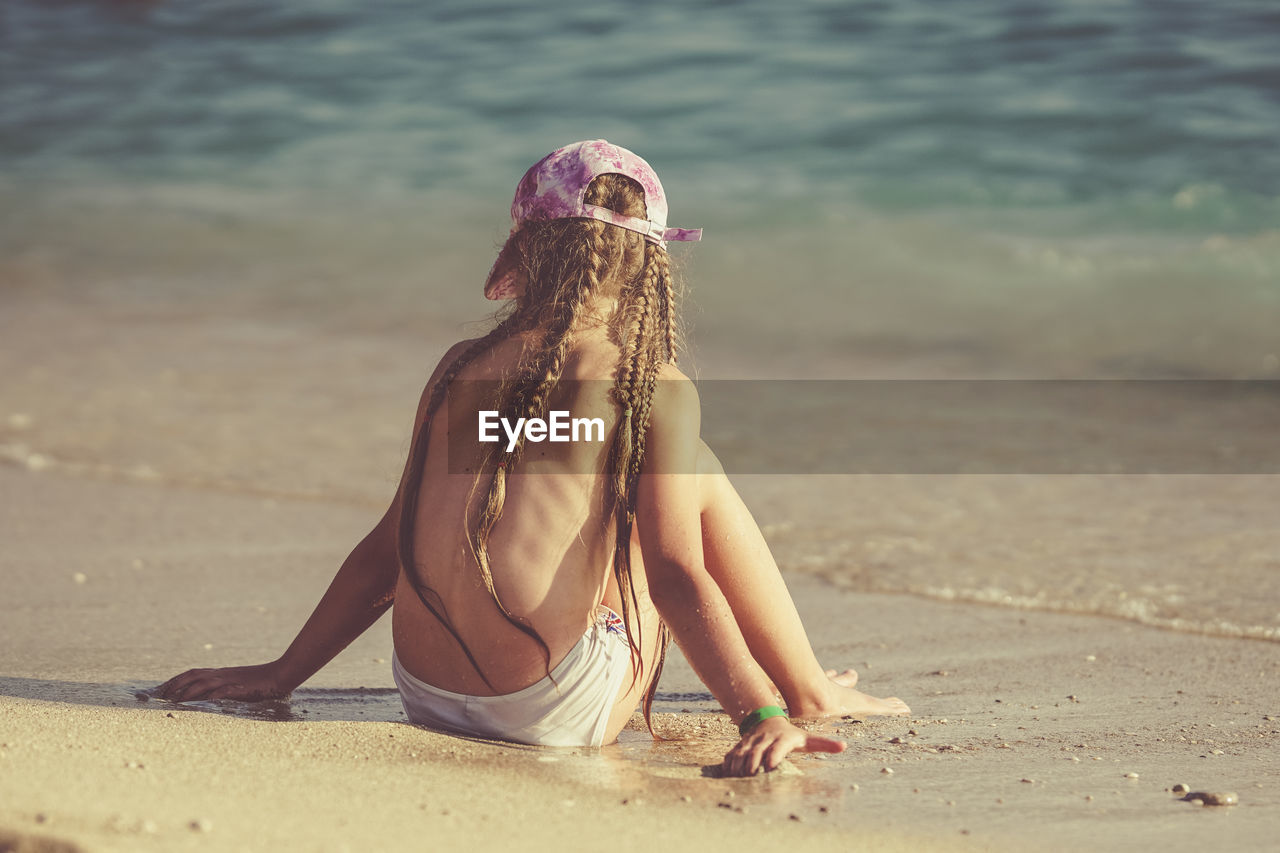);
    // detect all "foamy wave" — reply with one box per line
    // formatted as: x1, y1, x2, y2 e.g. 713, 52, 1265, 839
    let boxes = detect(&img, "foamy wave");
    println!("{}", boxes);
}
817, 571, 1280, 643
